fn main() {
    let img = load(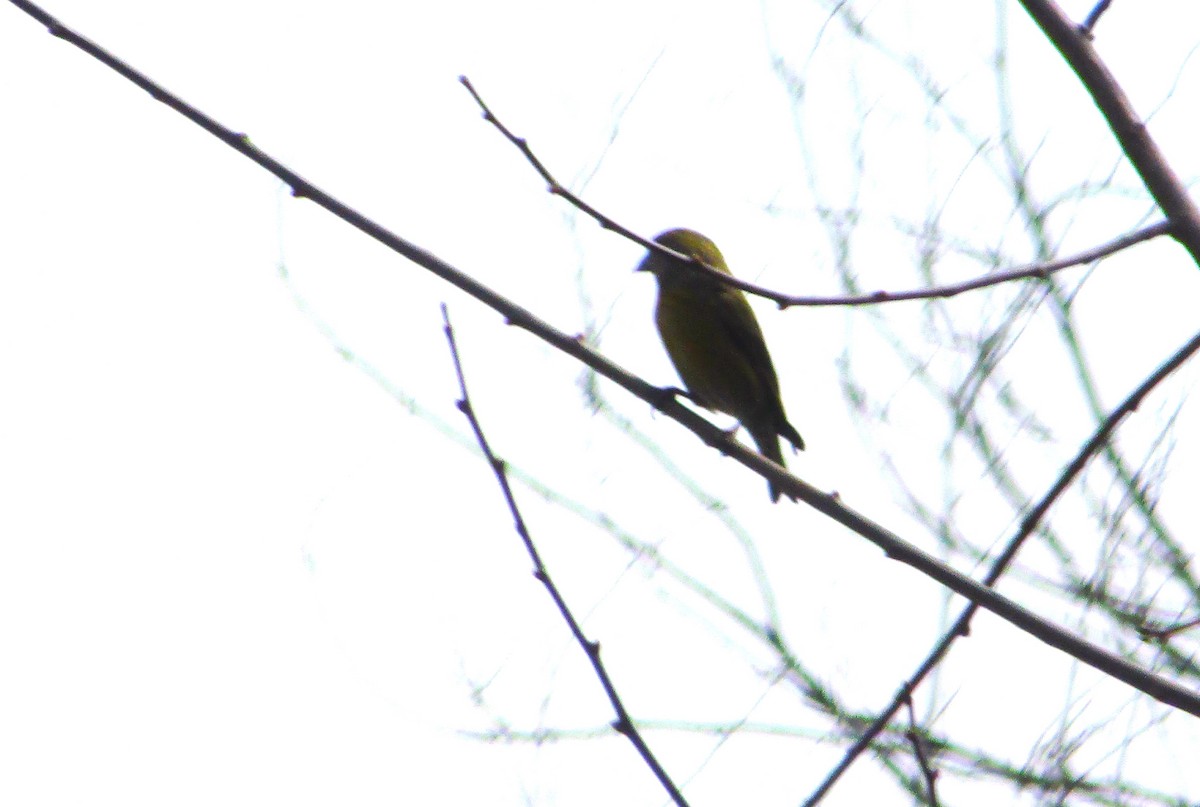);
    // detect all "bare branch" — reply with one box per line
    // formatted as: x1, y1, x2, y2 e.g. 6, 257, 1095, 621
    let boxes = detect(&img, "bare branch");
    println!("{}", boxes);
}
904, 698, 941, 807
804, 325, 1200, 805
461, 76, 1168, 309
778, 221, 1169, 307
460, 76, 662, 255
1017, 0, 1200, 265
1081, 0, 1114, 35
442, 305, 690, 807
11, 0, 1200, 719
1138, 614, 1200, 644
